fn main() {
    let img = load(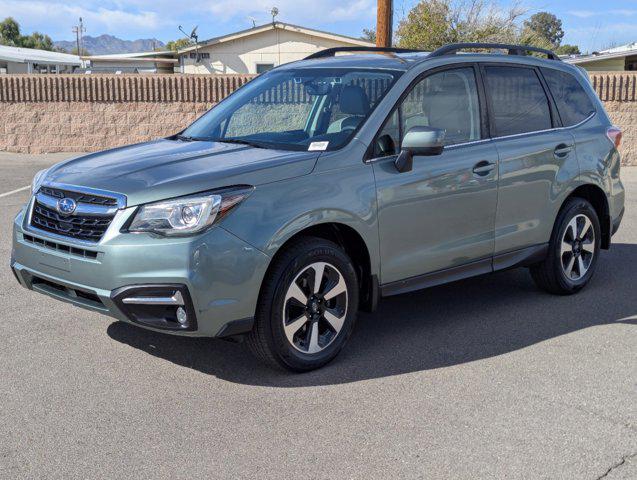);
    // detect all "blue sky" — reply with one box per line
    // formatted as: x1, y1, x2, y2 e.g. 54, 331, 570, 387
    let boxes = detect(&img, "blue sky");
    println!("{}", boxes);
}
0, 0, 631, 52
